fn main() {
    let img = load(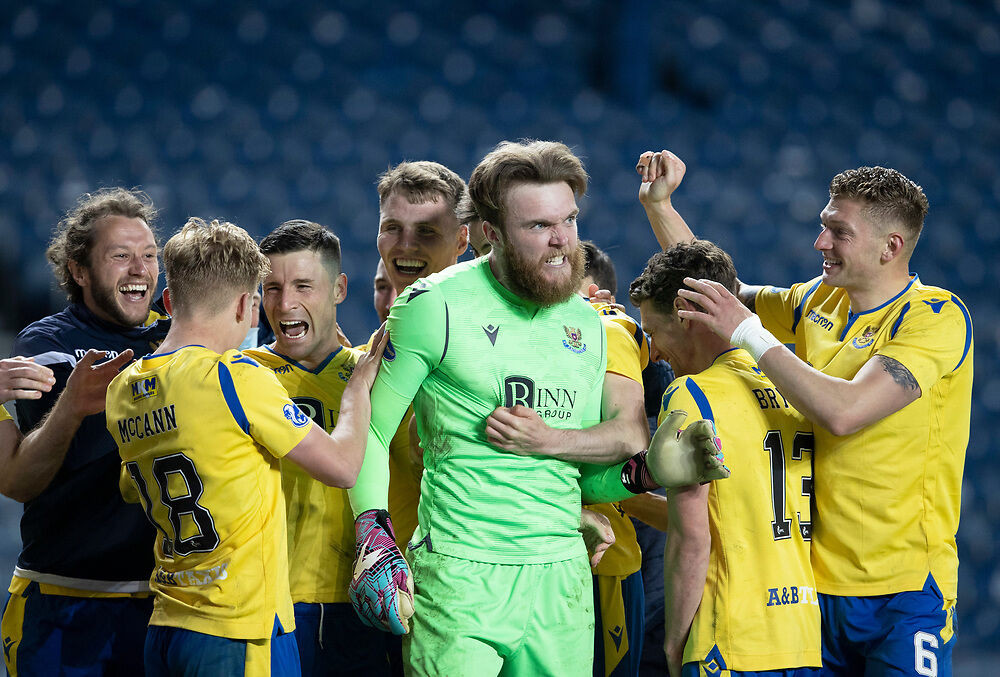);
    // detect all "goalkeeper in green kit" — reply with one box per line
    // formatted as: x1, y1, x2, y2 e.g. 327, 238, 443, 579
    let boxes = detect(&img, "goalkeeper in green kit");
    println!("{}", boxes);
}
348, 140, 729, 676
